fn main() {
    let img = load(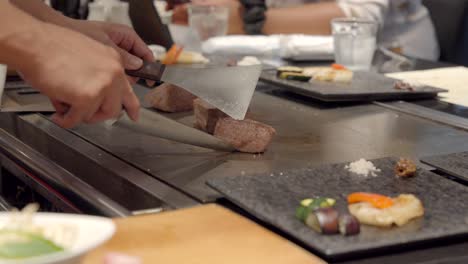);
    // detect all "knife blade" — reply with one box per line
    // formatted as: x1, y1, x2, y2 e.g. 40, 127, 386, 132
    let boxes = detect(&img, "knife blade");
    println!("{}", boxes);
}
108, 109, 235, 152
126, 61, 262, 120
